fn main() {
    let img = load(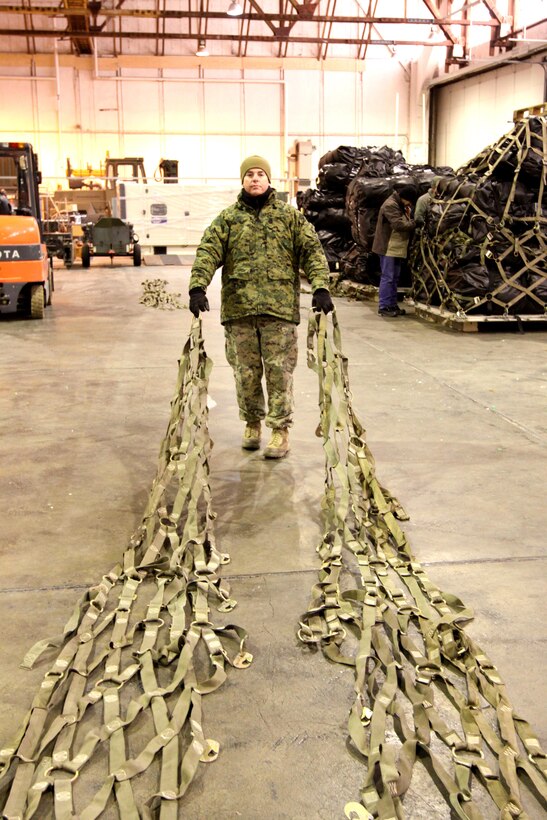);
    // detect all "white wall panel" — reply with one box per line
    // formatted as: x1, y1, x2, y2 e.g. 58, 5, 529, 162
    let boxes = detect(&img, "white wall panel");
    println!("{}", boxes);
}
85, 80, 118, 132
35, 134, 60, 172
241, 82, 282, 136
120, 80, 161, 134
323, 72, 356, 136
162, 135, 205, 180
204, 83, 241, 133
287, 71, 321, 135
1, 58, 414, 190
82, 132, 122, 169
359, 63, 410, 153
198, 135, 245, 181
0, 82, 34, 137
240, 136, 283, 179
34, 78, 60, 136
432, 62, 545, 170
163, 83, 203, 133
74, 71, 96, 136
